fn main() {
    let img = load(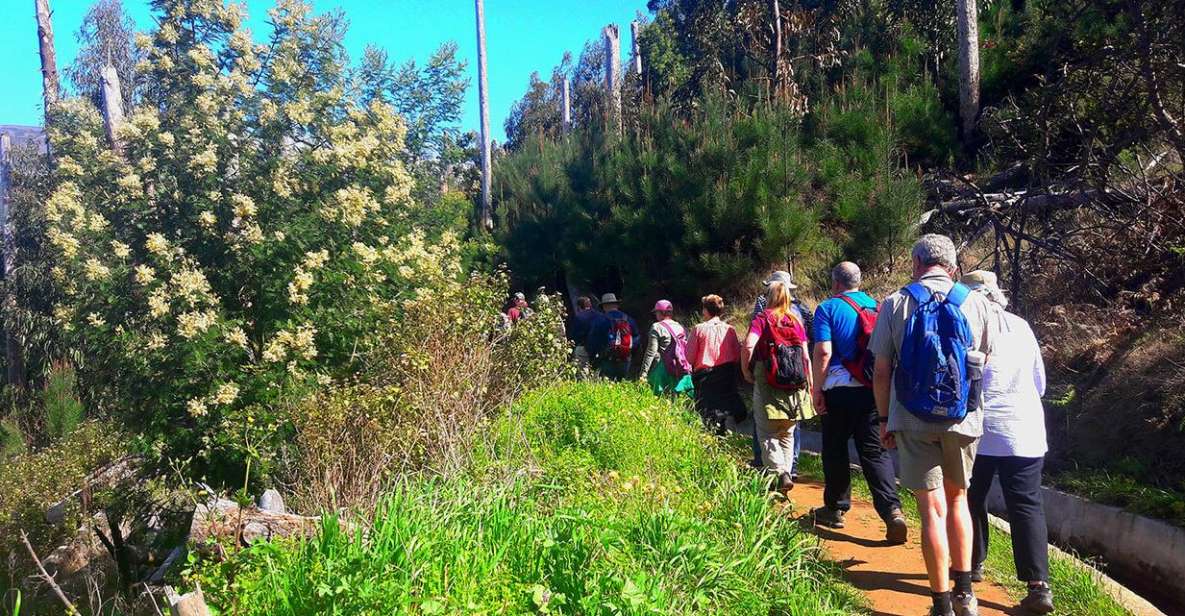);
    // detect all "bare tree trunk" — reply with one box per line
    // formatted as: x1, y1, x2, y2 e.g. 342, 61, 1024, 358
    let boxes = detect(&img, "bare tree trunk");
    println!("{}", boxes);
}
771, 0, 783, 96
0, 133, 20, 388
956, 0, 980, 143
101, 63, 126, 154
603, 24, 622, 135
561, 76, 572, 133
474, 0, 492, 230
35, 0, 59, 114
630, 21, 642, 76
